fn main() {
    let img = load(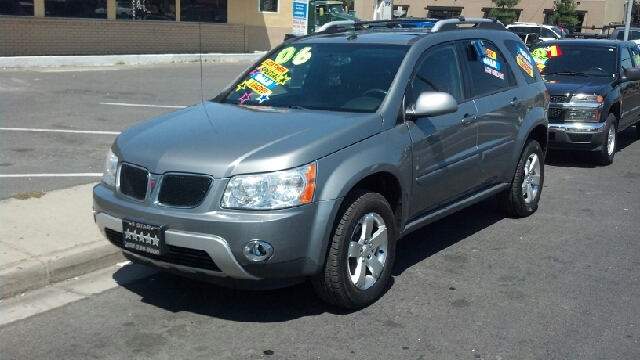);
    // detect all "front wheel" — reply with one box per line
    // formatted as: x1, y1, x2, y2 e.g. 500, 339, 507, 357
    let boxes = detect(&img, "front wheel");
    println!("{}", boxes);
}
498, 139, 544, 217
593, 115, 617, 166
312, 191, 396, 309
